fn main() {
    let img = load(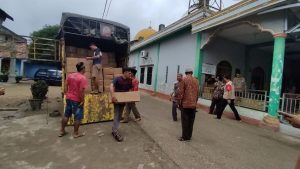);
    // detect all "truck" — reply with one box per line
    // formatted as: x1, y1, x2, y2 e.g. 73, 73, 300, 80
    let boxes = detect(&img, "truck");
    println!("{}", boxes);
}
57, 13, 130, 124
